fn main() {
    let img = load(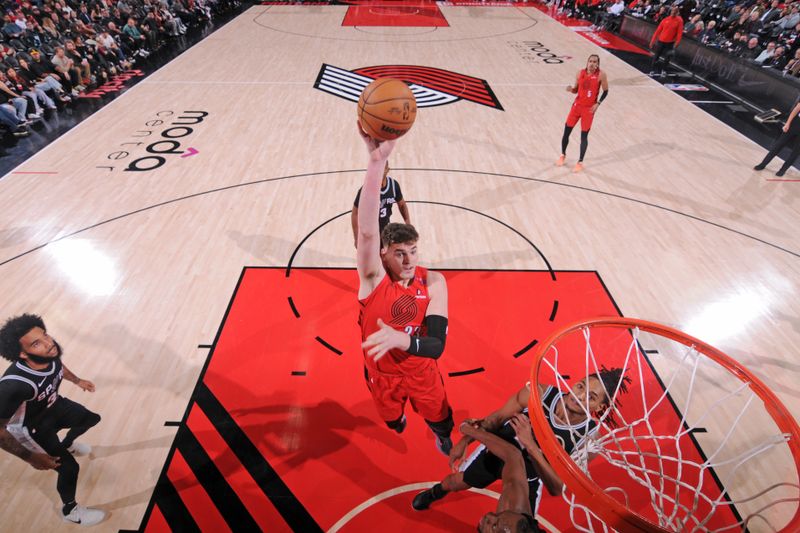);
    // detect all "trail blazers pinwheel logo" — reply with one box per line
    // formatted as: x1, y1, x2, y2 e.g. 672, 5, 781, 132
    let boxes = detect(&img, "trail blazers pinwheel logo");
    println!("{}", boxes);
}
314, 64, 504, 110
